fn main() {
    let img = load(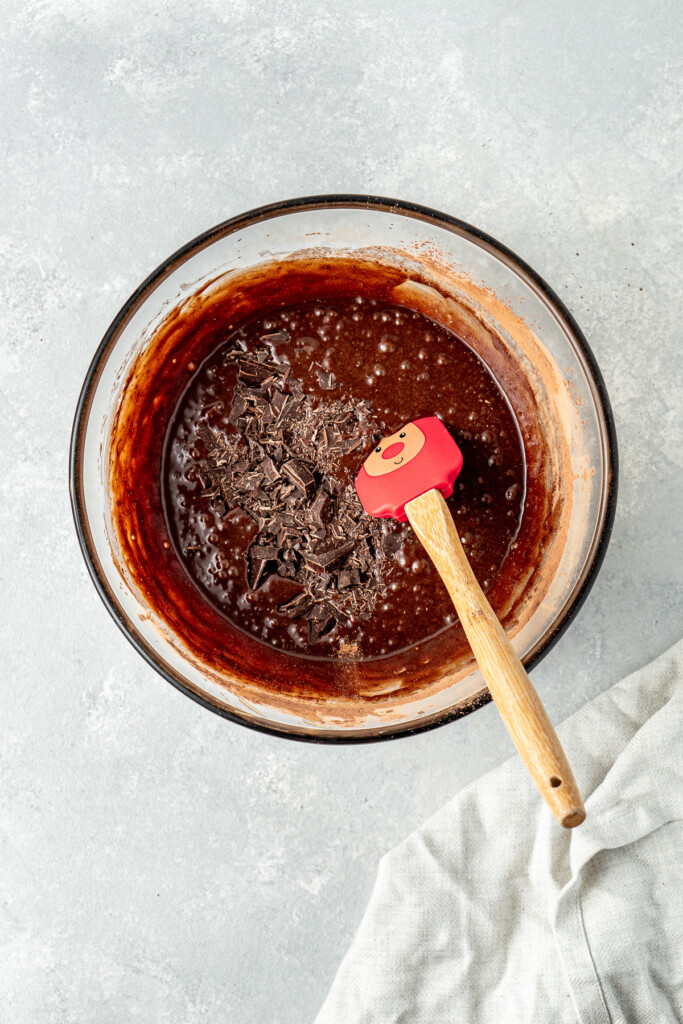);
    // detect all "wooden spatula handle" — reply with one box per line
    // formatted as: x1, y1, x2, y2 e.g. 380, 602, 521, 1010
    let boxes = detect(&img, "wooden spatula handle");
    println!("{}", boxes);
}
405, 488, 585, 828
